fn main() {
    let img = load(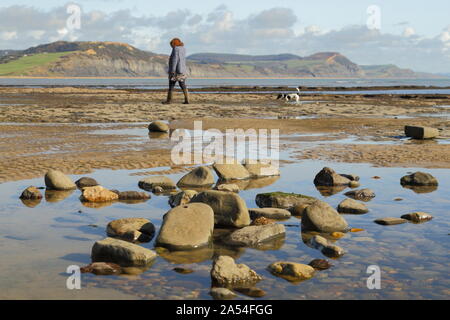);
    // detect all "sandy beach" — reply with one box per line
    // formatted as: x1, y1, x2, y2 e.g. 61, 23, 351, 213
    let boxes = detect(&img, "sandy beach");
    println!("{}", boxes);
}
0, 86, 449, 183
